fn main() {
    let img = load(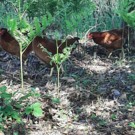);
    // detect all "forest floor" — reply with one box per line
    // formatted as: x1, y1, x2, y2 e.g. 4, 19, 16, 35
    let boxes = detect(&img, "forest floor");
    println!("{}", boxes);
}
0, 45, 135, 135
